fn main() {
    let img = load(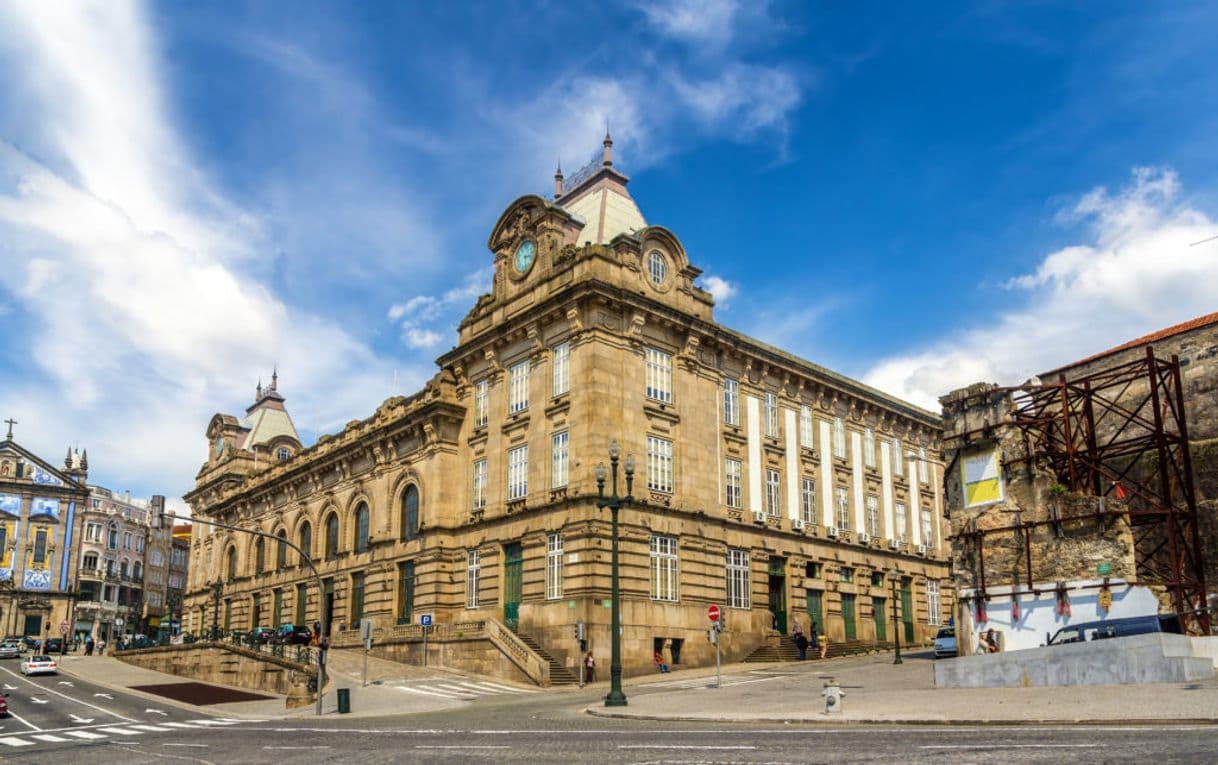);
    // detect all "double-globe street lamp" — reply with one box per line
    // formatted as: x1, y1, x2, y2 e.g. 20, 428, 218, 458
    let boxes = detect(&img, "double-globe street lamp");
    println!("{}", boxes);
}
595, 440, 634, 708
889, 568, 903, 665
